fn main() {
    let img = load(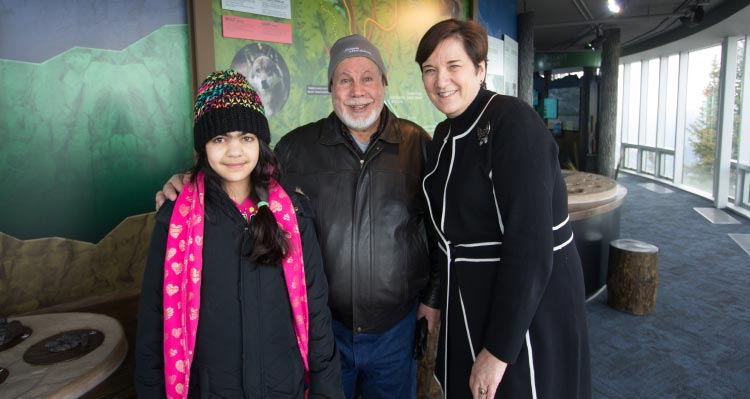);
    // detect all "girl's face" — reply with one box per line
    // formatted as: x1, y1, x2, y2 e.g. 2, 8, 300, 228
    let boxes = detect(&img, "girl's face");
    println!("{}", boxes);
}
206, 130, 260, 194
420, 36, 485, 118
